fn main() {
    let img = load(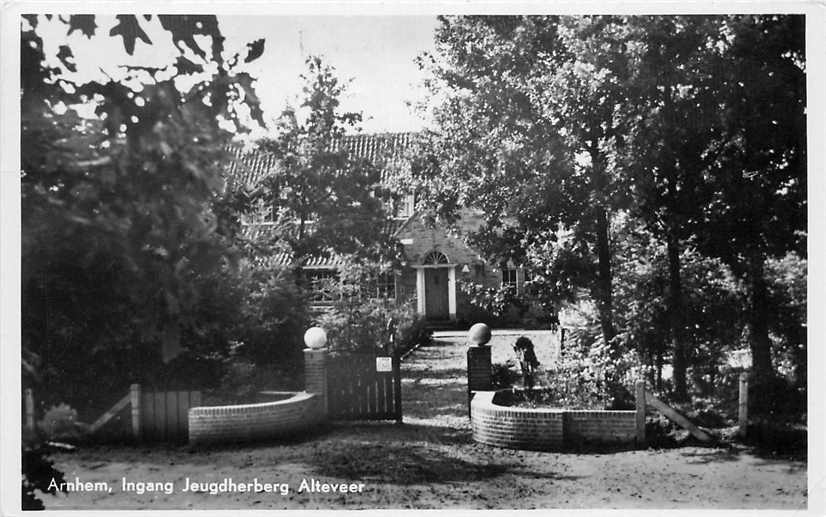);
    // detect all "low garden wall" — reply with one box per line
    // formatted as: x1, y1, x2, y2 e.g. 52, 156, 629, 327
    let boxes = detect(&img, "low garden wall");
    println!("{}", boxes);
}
188, 391, 323, 445
470, 390, 638, 451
